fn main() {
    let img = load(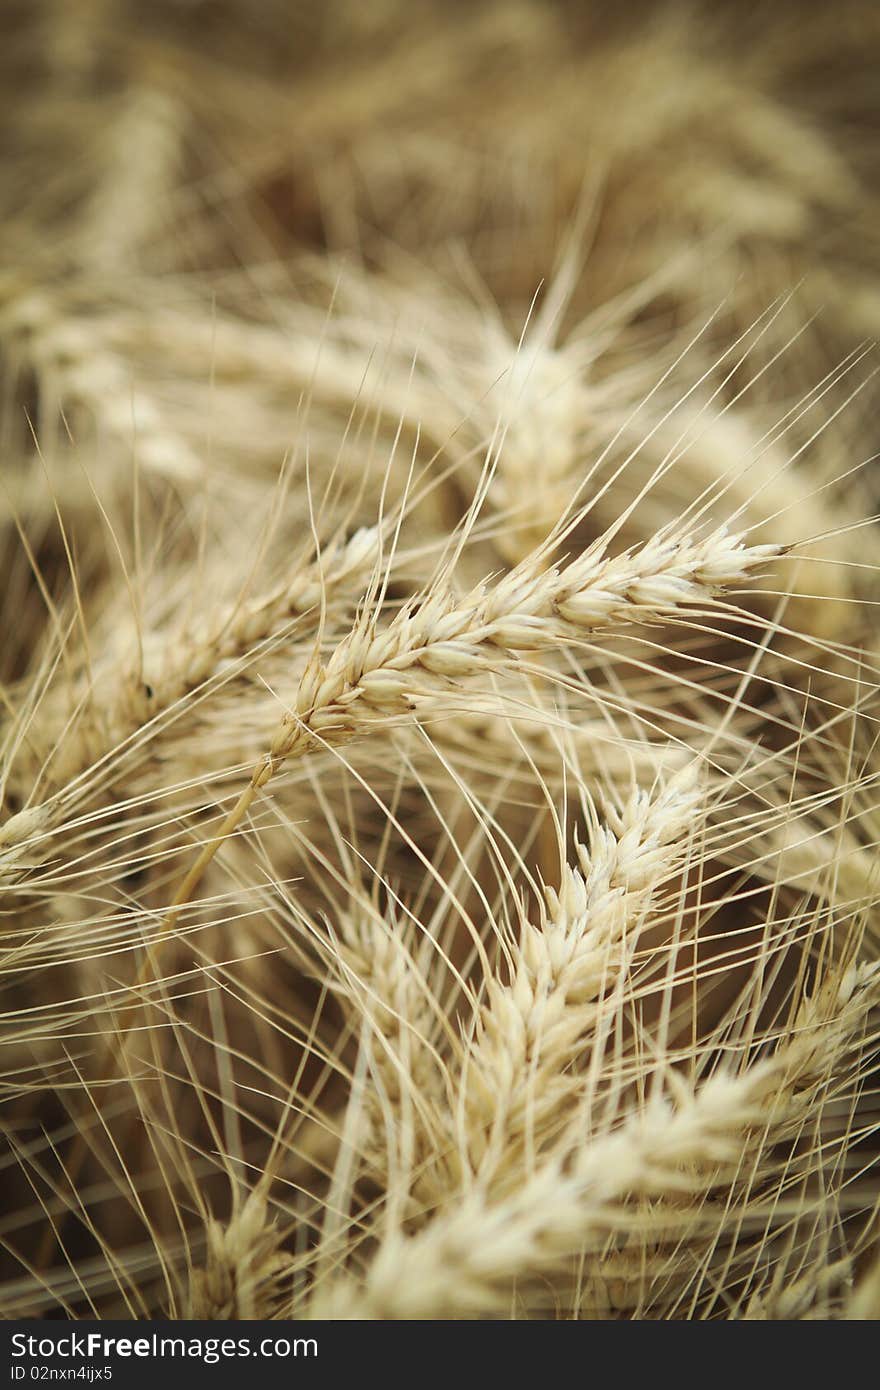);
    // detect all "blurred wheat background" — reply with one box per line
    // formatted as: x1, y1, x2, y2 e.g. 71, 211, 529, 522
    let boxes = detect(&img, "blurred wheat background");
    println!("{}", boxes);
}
1, 0, 880, 1320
